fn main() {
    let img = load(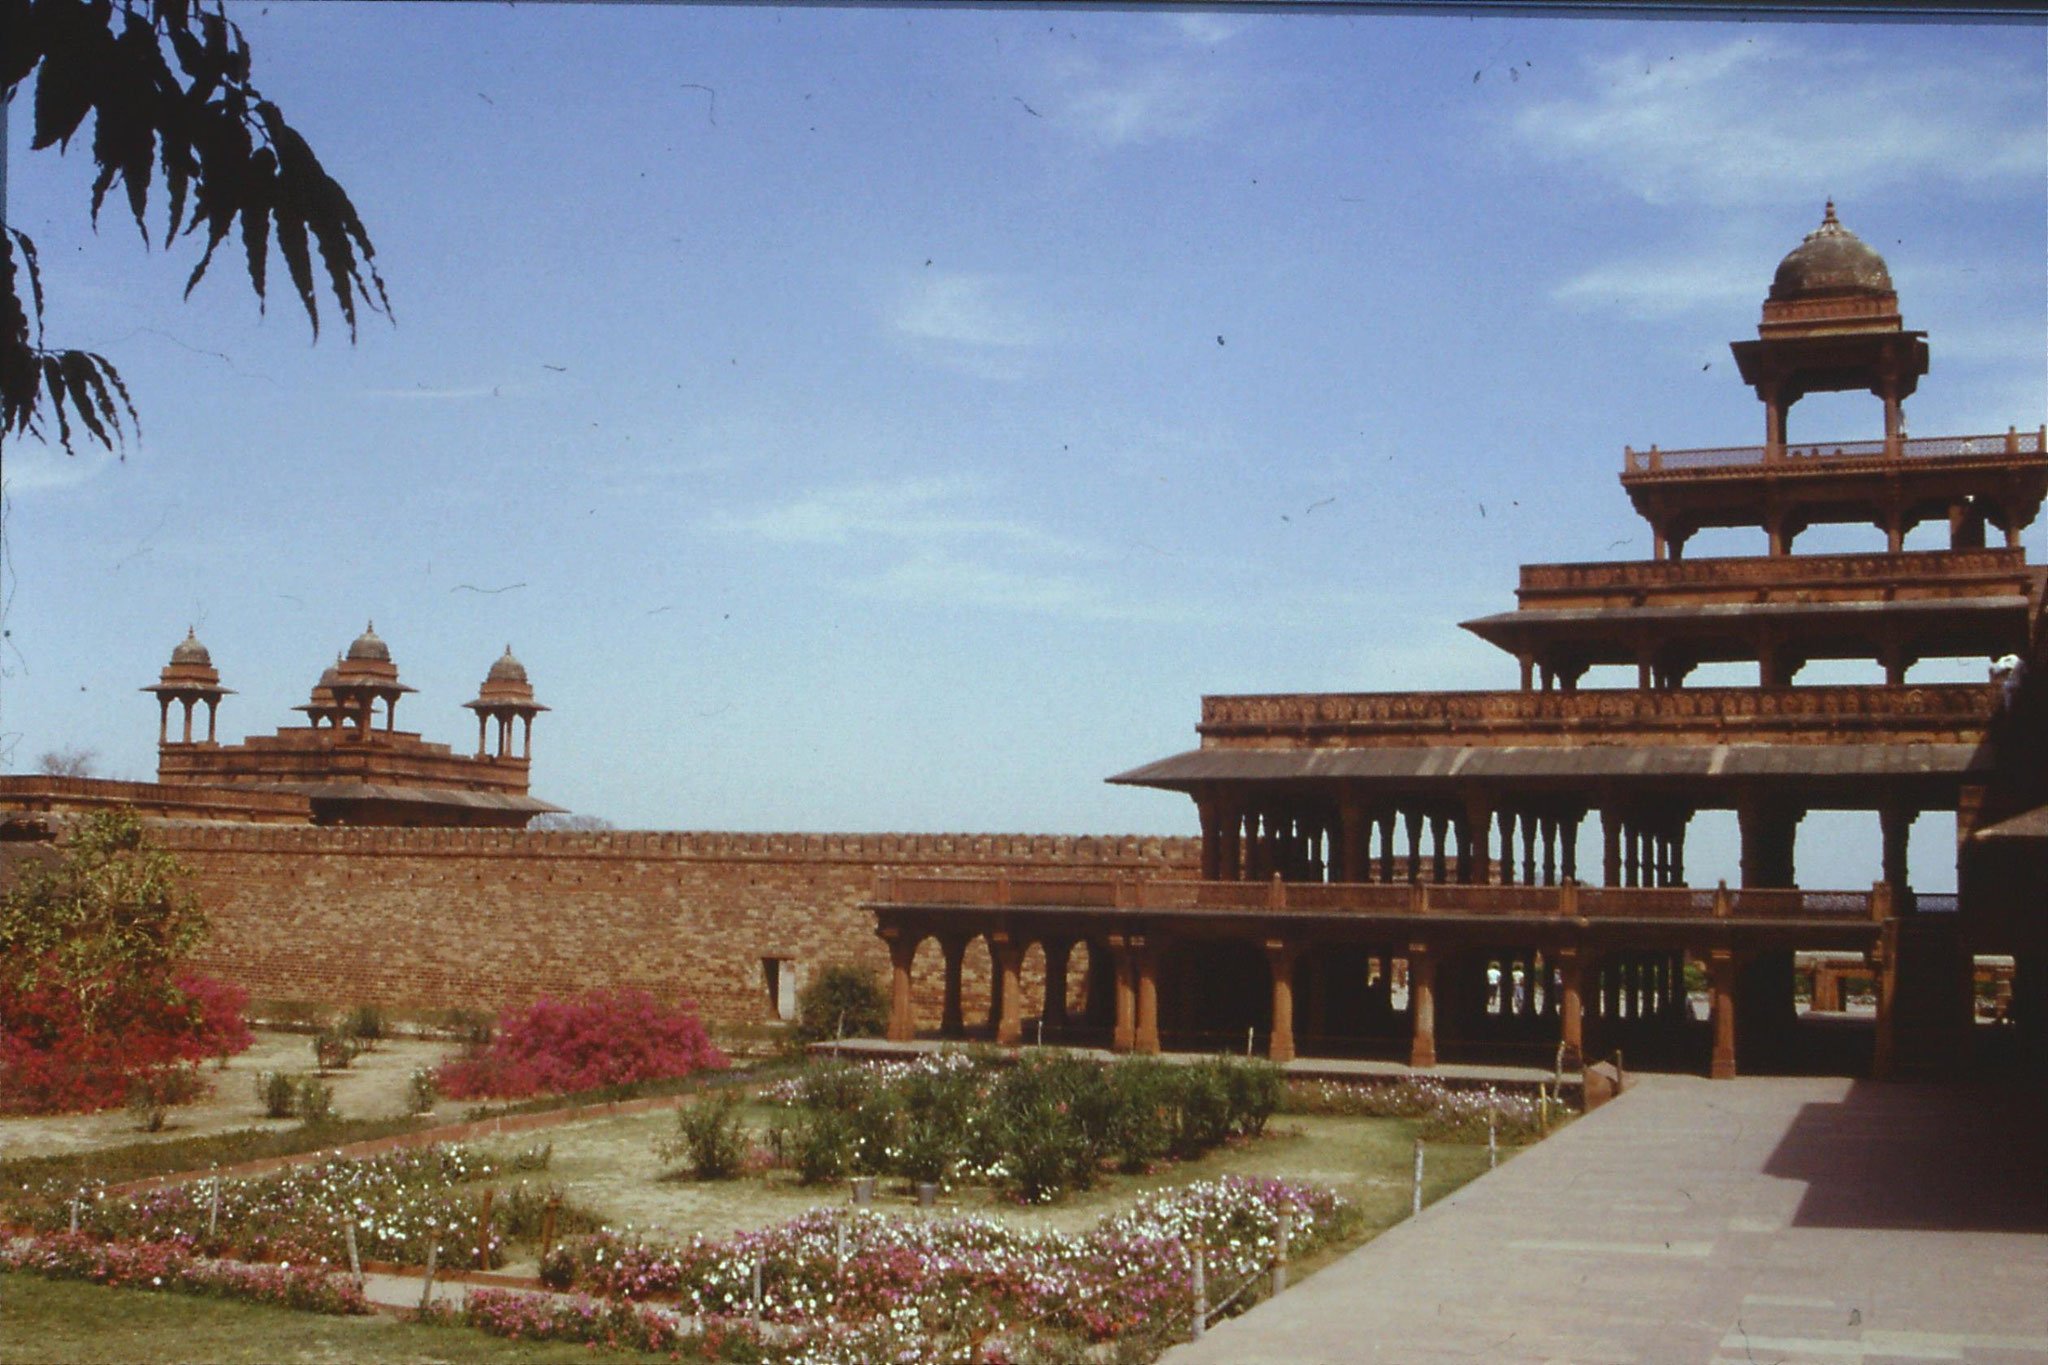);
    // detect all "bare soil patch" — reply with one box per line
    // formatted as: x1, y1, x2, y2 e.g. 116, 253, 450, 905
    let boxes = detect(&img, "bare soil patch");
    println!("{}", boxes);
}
0, 1029, 463, 1161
